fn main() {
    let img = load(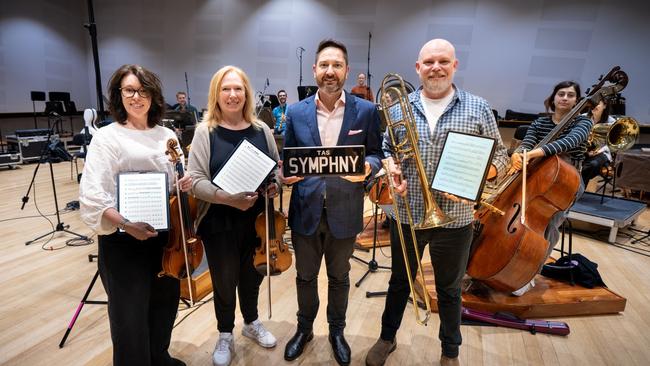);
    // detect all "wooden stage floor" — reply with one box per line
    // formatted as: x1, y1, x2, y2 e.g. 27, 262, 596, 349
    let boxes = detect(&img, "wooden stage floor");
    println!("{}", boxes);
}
1, 161, 650, 365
